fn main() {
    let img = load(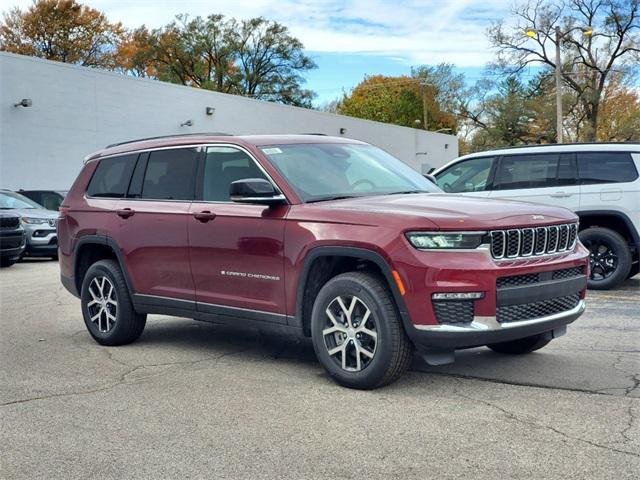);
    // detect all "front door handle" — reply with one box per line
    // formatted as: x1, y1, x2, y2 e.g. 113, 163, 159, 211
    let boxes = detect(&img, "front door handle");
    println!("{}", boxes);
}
193, 211, 216, 223
550, 191, 571, 198
116, 208, 135, 219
